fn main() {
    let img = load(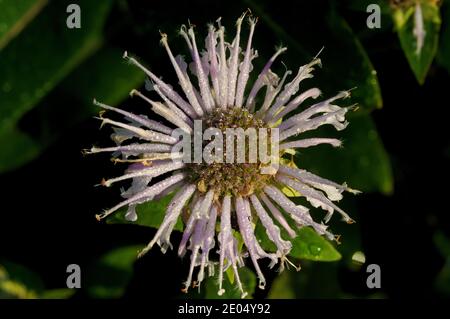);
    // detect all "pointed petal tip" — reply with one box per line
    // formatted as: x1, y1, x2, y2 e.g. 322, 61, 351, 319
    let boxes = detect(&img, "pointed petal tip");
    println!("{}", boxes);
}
237, 11, 247, 25
315, 46, 325, 58
81, 148, 90, 156
334, 234, 342, 244
275, 45, 288, 54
